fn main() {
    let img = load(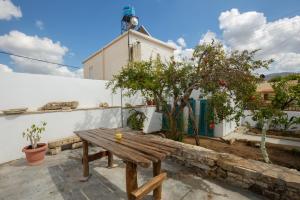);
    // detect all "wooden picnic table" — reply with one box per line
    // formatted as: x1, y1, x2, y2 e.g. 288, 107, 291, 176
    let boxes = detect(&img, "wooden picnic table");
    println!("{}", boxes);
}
74, 128, 178, 200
